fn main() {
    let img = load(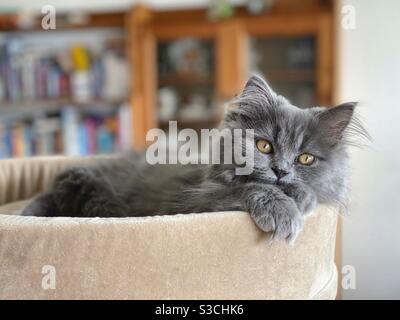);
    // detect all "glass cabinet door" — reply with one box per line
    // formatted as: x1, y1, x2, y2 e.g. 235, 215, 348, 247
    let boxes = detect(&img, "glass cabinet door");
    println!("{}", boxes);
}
249, 36, 316, 108
157, 38, 218, 130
